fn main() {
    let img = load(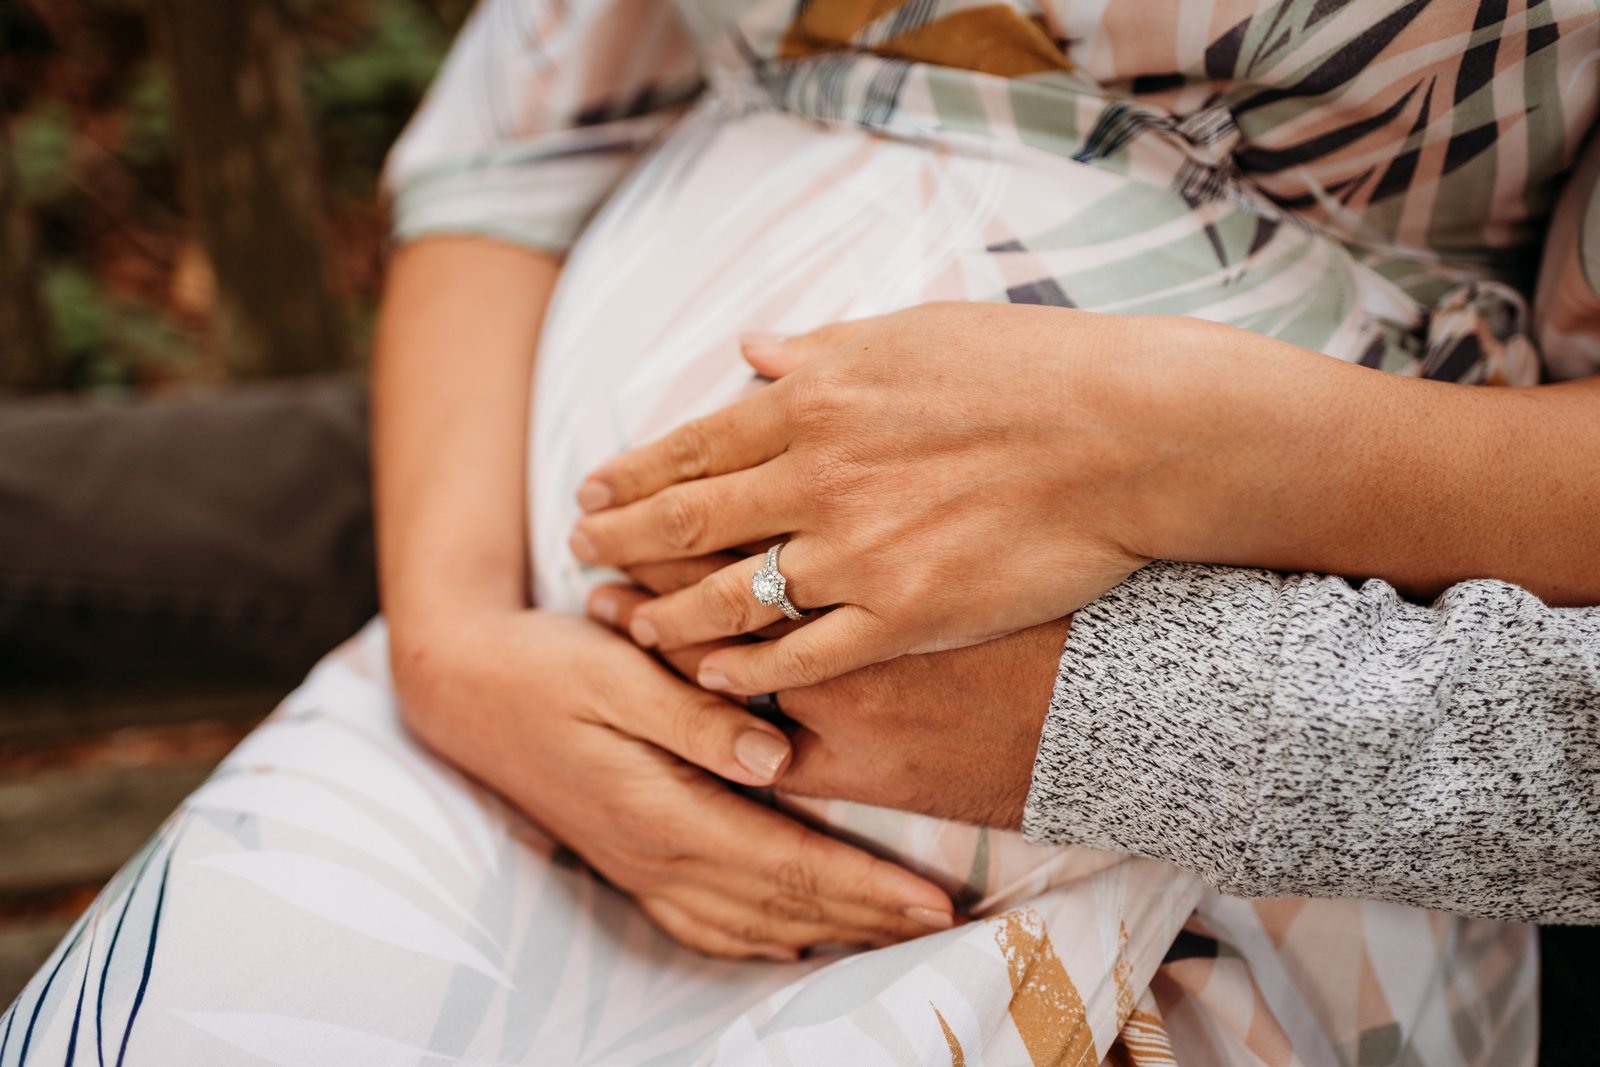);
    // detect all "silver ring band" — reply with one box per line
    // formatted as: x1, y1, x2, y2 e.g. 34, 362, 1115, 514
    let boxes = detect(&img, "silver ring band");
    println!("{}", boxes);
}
750, 543, 807, 621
